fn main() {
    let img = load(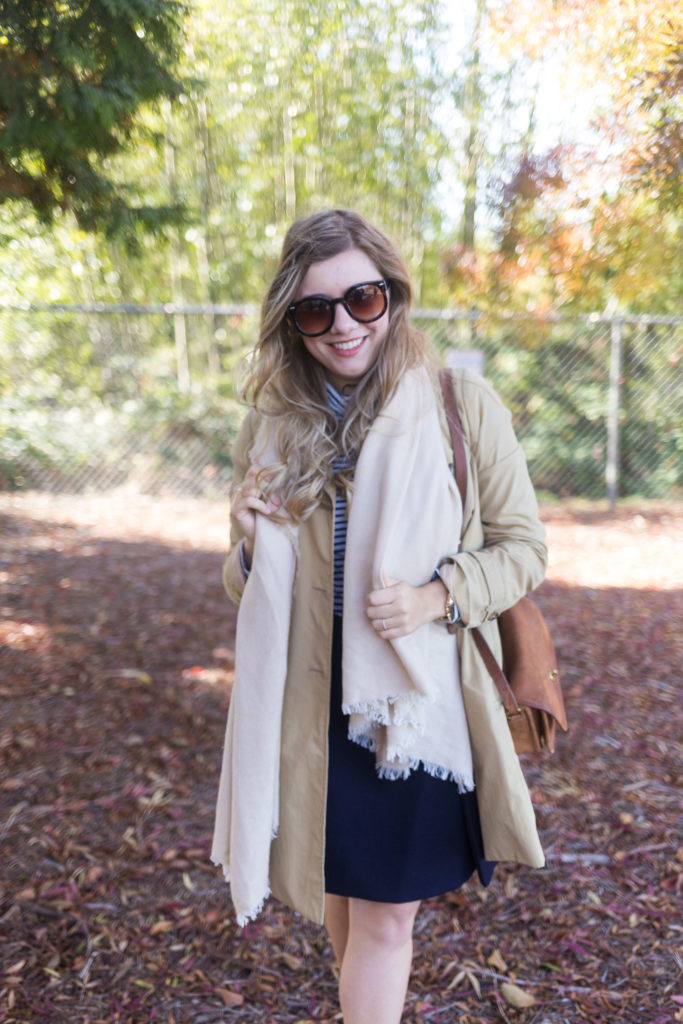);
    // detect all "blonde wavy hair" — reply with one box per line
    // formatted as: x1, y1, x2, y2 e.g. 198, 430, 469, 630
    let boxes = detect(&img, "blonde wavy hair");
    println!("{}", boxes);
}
243, 209, 436, 523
